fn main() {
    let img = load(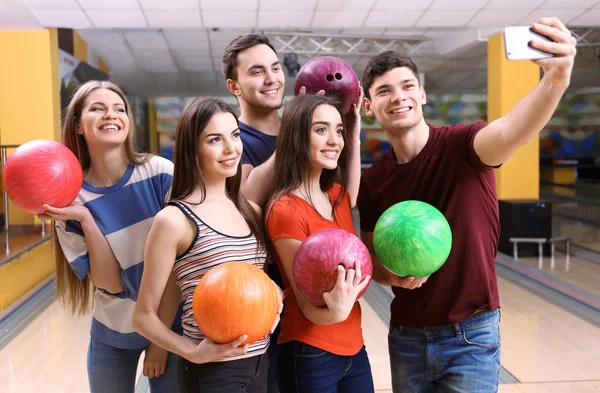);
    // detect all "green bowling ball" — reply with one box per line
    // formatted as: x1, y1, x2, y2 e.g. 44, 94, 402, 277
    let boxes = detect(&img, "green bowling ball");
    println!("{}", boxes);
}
373, 200, 452, 278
